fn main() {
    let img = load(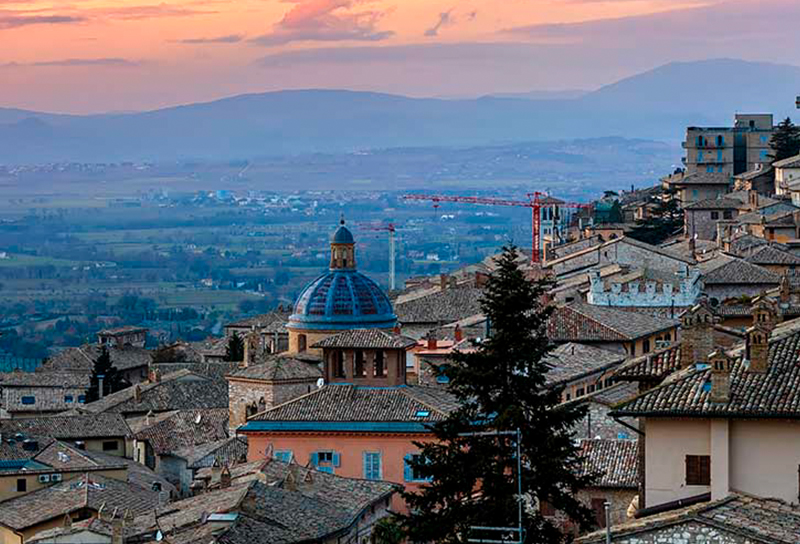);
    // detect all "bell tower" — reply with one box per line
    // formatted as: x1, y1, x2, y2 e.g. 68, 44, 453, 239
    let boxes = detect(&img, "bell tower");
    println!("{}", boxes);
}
330, 218, 356, 270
